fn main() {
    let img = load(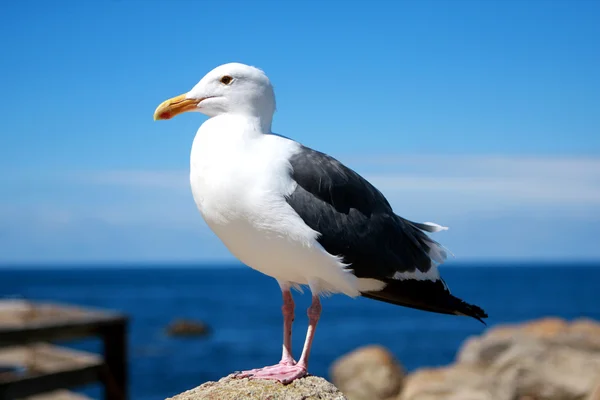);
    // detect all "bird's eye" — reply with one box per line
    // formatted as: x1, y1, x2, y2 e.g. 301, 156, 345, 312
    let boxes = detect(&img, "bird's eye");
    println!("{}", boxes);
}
220, 75, 233, 85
